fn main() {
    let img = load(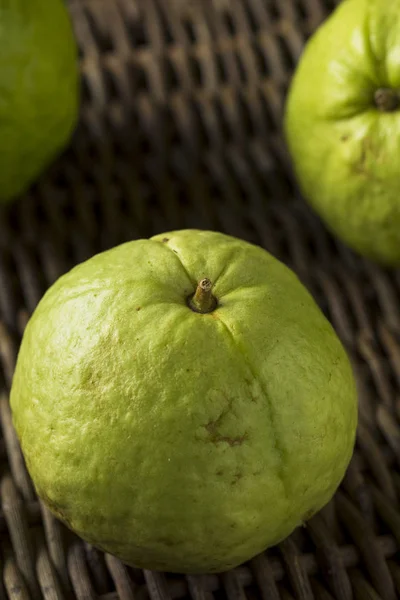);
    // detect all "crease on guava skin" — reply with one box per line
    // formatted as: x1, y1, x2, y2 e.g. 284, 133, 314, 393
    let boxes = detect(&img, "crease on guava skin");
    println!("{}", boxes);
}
211, 258, 232, 289
362, 3, 381, 86
156, 236, 243, 298
154, 239, 196, 289
215, 315, 289, 503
